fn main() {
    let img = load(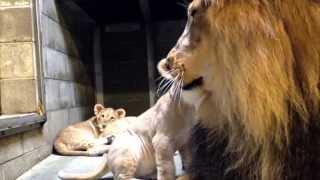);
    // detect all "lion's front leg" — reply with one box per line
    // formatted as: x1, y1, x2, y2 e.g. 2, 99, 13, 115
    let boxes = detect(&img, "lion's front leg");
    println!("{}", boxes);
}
152, 134, 176, 180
